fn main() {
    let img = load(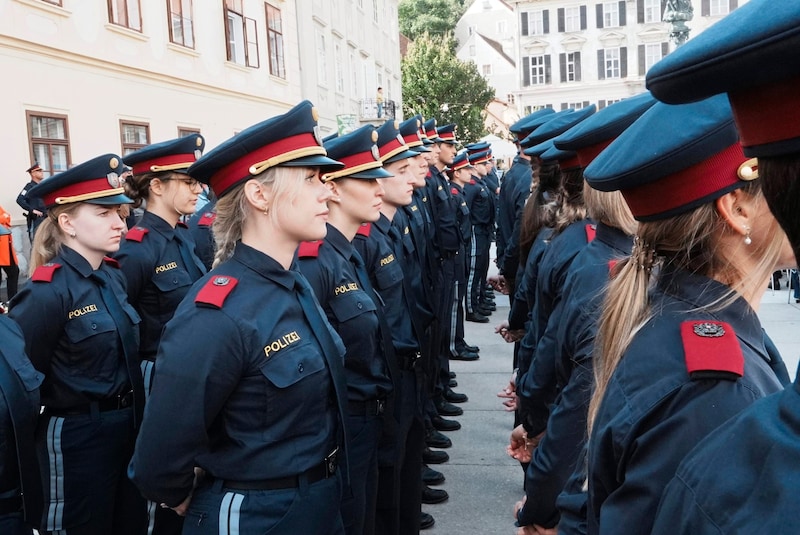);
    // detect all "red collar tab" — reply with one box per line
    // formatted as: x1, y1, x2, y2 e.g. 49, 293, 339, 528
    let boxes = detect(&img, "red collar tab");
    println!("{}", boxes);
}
125, 227, 149, 242
103, 256, 120, 269
585, 224, 596, 243
297, 240, 323, 258
681, 320, 743, 381
198, 212, 216, 226
31, 263, 61, 282
195, 276, 239, 309
356, 223, 372, 237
